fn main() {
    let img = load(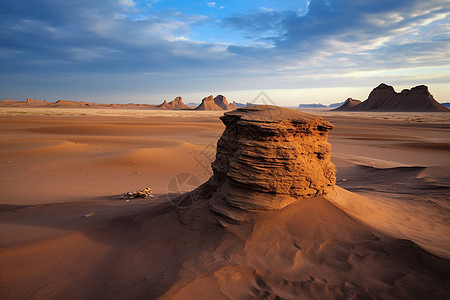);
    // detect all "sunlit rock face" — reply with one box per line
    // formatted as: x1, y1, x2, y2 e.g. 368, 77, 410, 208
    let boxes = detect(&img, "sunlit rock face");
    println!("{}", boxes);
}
348, 83, 449, 112
214, 95, 237, 110
178, 105, 336, 224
